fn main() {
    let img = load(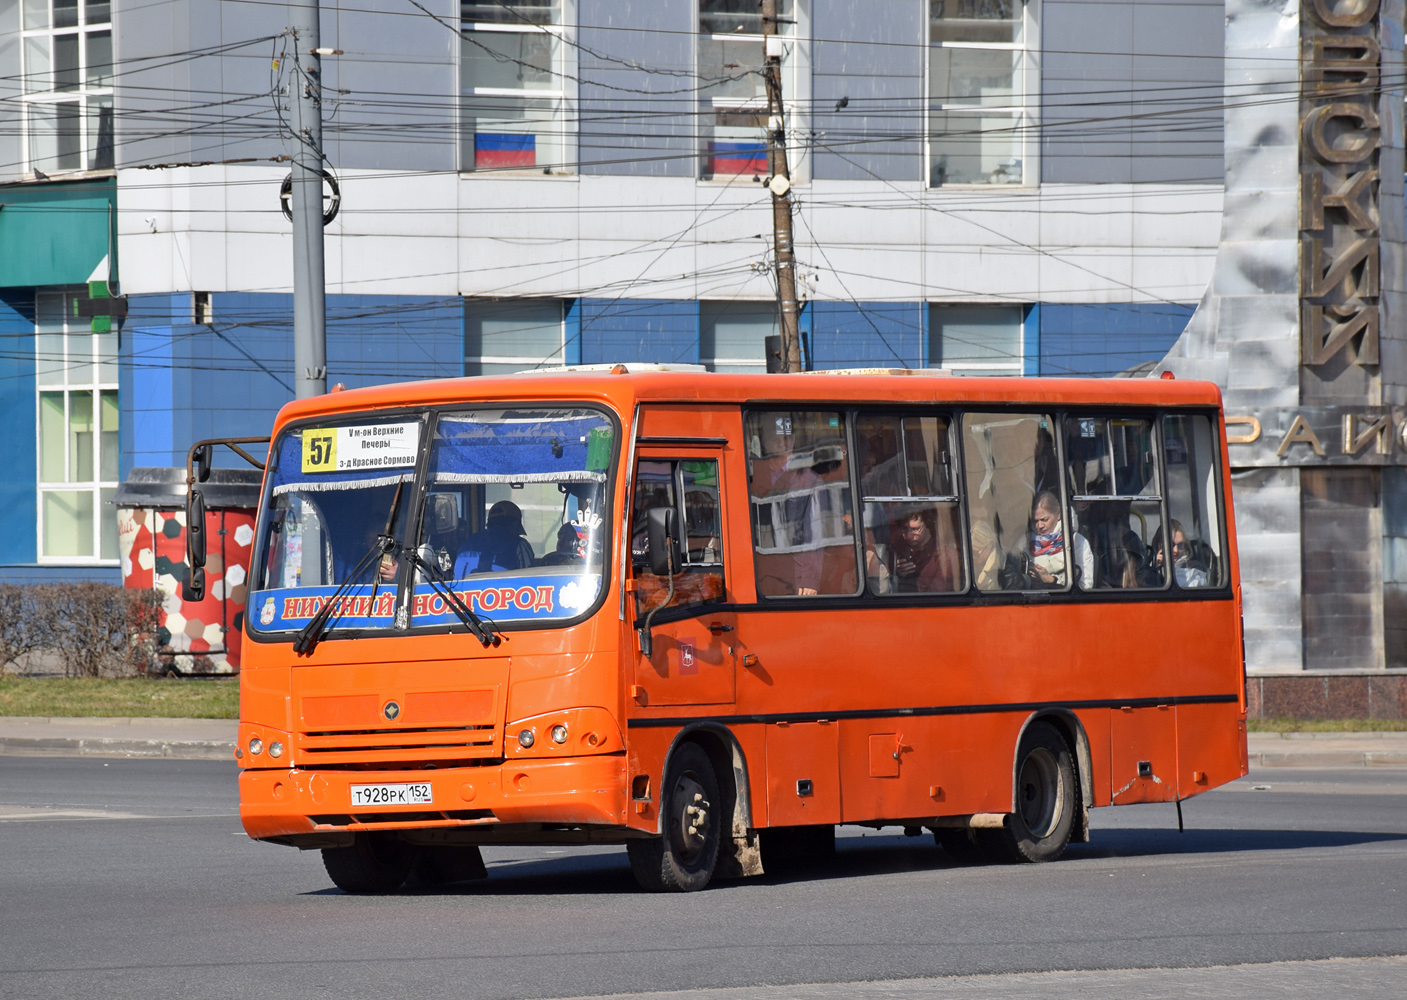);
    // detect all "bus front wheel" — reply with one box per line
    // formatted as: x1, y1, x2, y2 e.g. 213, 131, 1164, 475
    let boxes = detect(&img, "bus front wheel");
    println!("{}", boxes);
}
995, 721, 1076, 863
321, 833, 418, 893
627, 743, 721, 892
